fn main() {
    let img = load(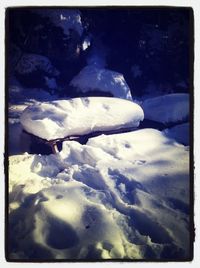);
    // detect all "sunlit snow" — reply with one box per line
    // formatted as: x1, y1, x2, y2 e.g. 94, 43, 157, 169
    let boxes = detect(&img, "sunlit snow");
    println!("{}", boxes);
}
70, 66, 133, 100
20, 97, 143, 141
7, 8, 191, 261
9, 129, 190, 260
